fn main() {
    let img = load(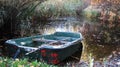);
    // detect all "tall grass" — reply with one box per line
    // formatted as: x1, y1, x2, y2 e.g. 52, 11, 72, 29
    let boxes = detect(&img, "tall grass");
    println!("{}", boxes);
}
0, 0, 47, 36
0, 0, 39, 8
0, 0, 83, 19
34, 0, 83, 18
